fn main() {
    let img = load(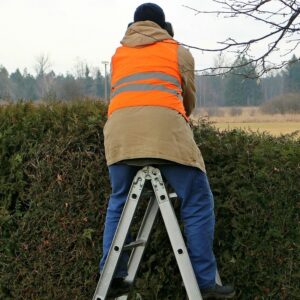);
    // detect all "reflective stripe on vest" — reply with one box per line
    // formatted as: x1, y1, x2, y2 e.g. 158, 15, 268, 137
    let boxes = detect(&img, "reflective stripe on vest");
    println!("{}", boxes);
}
112, 71, 181, 89
112, 71, 183, 100
108, 40, 188, 120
